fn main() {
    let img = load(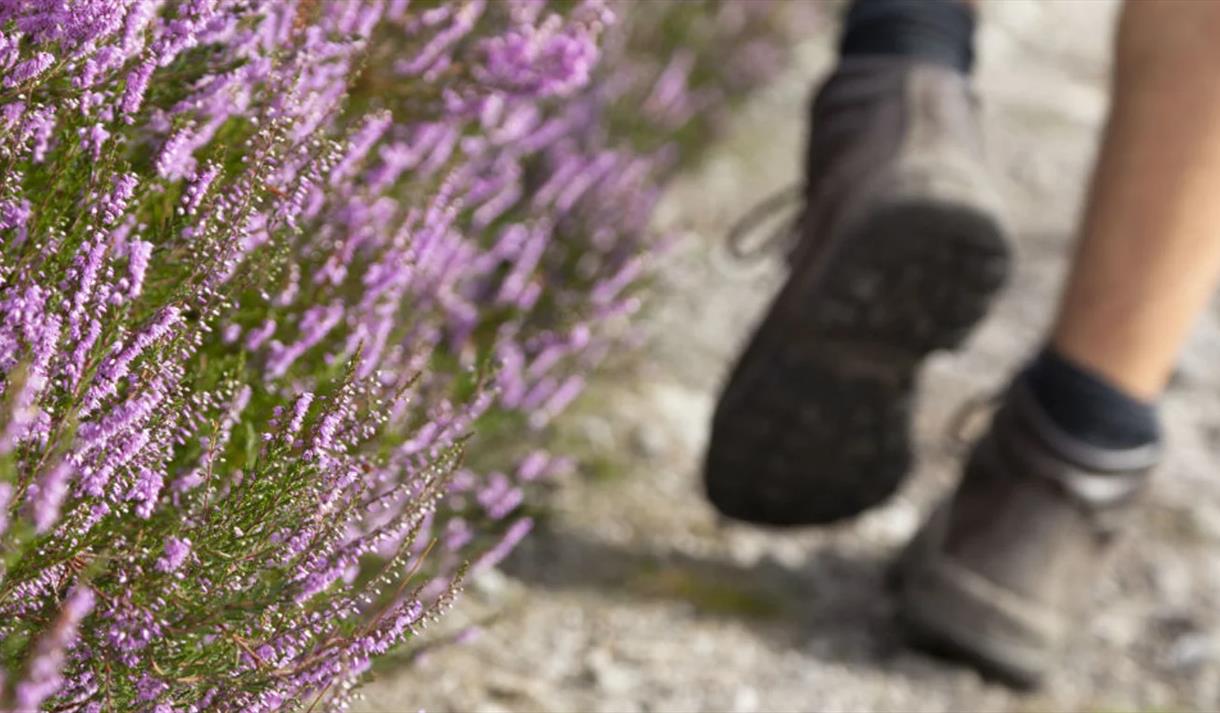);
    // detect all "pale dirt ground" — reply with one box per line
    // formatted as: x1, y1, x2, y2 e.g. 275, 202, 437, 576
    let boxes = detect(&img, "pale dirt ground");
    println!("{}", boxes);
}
358, 2, 1220, 711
